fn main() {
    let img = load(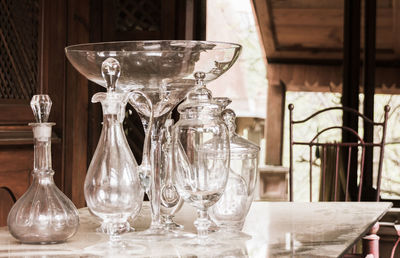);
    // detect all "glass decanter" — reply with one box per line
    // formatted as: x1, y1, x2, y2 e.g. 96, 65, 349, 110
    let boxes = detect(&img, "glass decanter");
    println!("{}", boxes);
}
209, 107, 260, 236
160, 119, 184, 231
172, 72, 230, 241
7, 94, 79, 244
84, 58, 143, 241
